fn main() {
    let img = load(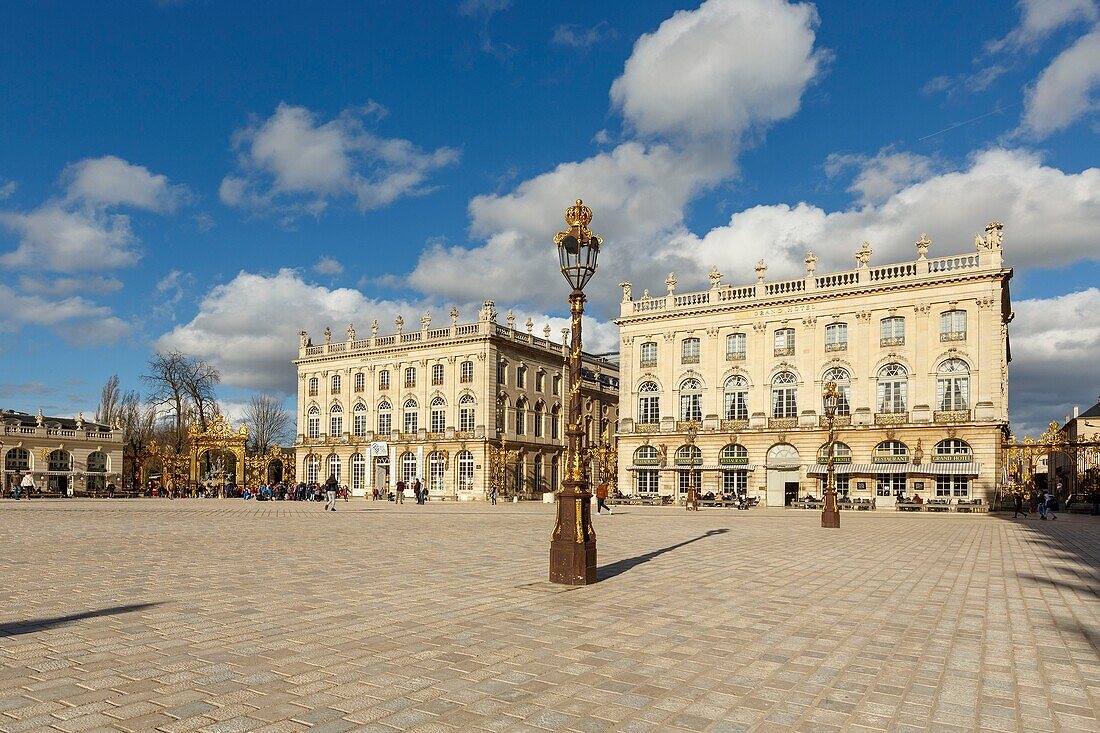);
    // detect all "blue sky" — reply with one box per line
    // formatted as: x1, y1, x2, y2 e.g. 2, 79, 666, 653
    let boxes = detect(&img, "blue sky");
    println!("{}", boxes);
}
2, 0, 1099, 435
